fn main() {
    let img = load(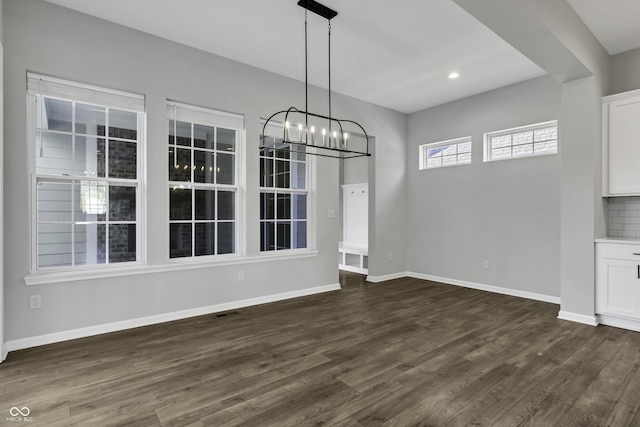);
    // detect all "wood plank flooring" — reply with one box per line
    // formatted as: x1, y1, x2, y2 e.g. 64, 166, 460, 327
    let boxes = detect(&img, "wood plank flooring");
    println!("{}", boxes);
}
2, 272, 640, 426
